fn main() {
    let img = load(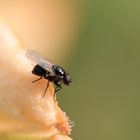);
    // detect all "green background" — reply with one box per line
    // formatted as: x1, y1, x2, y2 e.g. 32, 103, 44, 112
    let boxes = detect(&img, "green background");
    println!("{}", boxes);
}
58, 0, 140, 140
